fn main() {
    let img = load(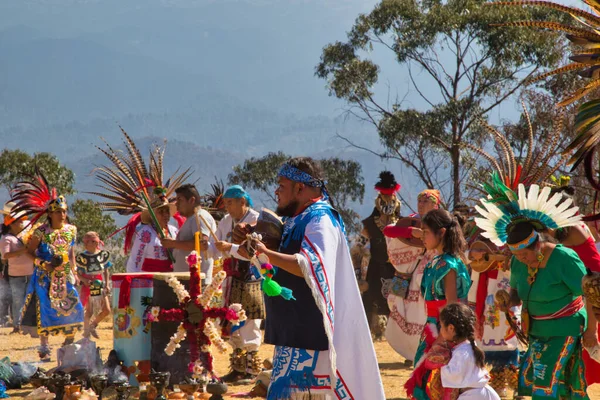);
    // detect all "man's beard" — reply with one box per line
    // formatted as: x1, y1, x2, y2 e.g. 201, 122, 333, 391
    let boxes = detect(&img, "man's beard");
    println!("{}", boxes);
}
276, 199, 300, 218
